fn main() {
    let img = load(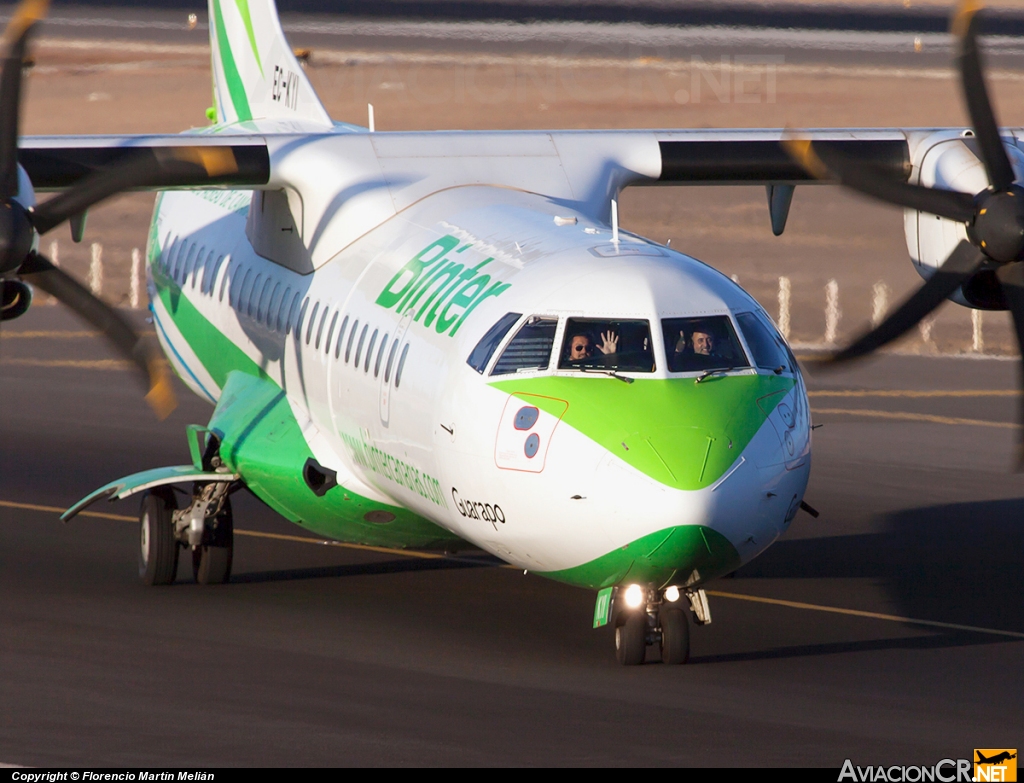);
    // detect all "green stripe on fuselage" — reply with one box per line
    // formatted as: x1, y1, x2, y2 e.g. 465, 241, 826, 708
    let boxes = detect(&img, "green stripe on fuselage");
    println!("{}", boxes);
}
541, 523, 741, 590
490, 373, 794, 490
